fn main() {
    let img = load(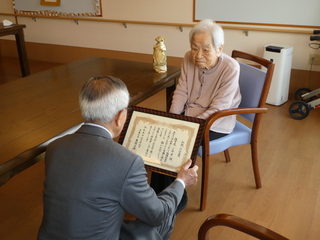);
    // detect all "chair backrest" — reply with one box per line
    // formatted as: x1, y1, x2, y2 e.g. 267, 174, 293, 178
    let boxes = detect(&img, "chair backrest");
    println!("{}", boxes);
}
198, 214, 289, 240
232, 50, 274, 122
237, 63, 267, 122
